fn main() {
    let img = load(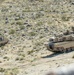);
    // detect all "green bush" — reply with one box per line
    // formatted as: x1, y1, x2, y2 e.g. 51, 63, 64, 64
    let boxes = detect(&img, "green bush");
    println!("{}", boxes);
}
30, 32, 36, 36
37, 22, 43, 26
27, 50, 34, 55
29, 0, 44, 2
37, 0, 44, 2
0, 68, 5, 72
15, 56, 24, 61
16, 21, 23, 25
61, 16, 70, 21
9, 29, 15, 34
19, 25, 25, 30
5, 68, 19, 75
